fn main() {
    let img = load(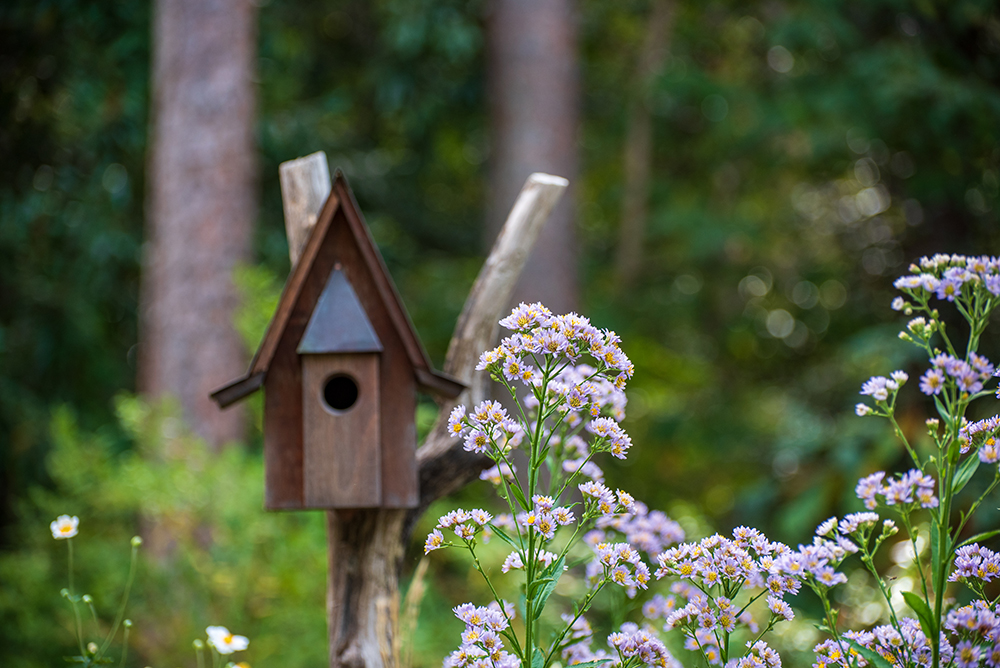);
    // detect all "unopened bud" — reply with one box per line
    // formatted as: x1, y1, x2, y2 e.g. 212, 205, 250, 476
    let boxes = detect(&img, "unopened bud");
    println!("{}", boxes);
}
131, 536, 143, 547
194, 639, 205, 650
60, 588, 70, 599
82, 594, 93, 604
124, 619, 132, 628
87, 642, 99, 655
